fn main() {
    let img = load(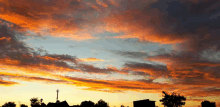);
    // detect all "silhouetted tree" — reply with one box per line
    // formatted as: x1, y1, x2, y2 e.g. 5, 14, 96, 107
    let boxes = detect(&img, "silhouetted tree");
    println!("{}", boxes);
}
21, 104, 28, 107
40, 99, 43, 104
121, 105, 125, 107
160, 91, 186, 107
2, 102, 16, 107
80, 101, 95, 107
39, 98, 46, 107
94, 99, 109, 107
30, 97, 41, 107
201, 100, 216, 107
